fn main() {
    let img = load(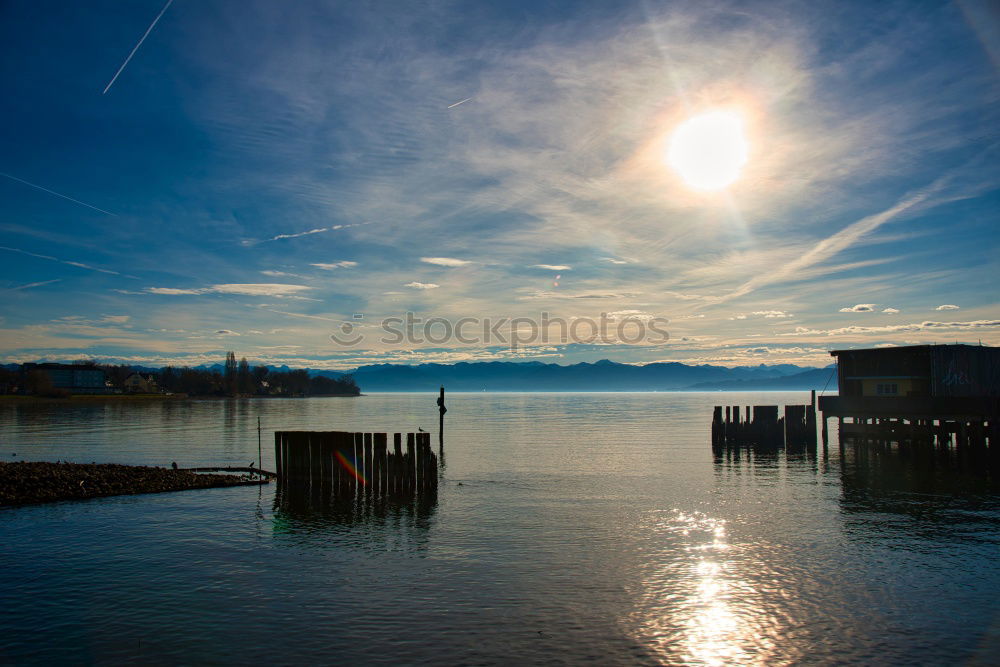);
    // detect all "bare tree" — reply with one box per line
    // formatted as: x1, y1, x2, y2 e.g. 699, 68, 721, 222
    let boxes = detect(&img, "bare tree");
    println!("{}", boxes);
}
224, 351, 238, 396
